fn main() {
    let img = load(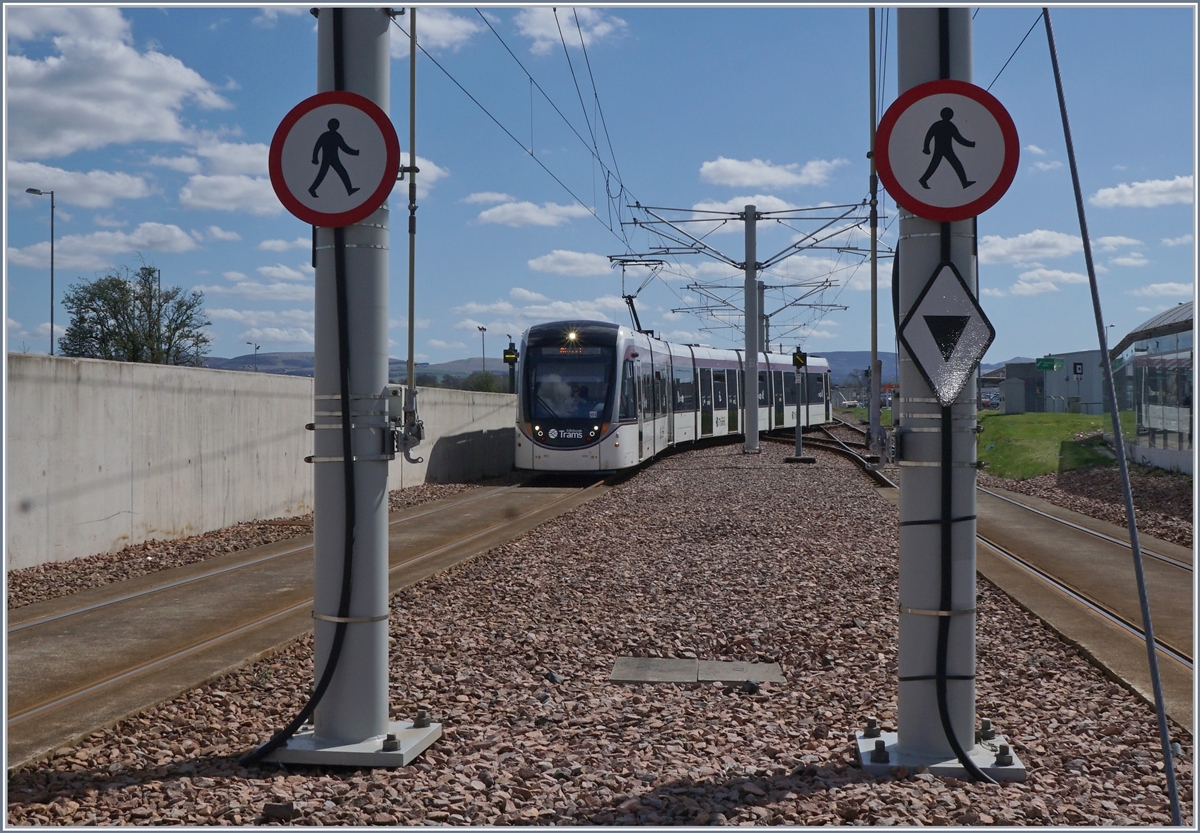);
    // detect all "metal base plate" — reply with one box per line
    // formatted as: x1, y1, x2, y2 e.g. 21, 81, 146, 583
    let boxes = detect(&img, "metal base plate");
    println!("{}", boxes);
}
784, 455, 816, 464
855, 731, 1026, 782
266, 719, 442, 768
